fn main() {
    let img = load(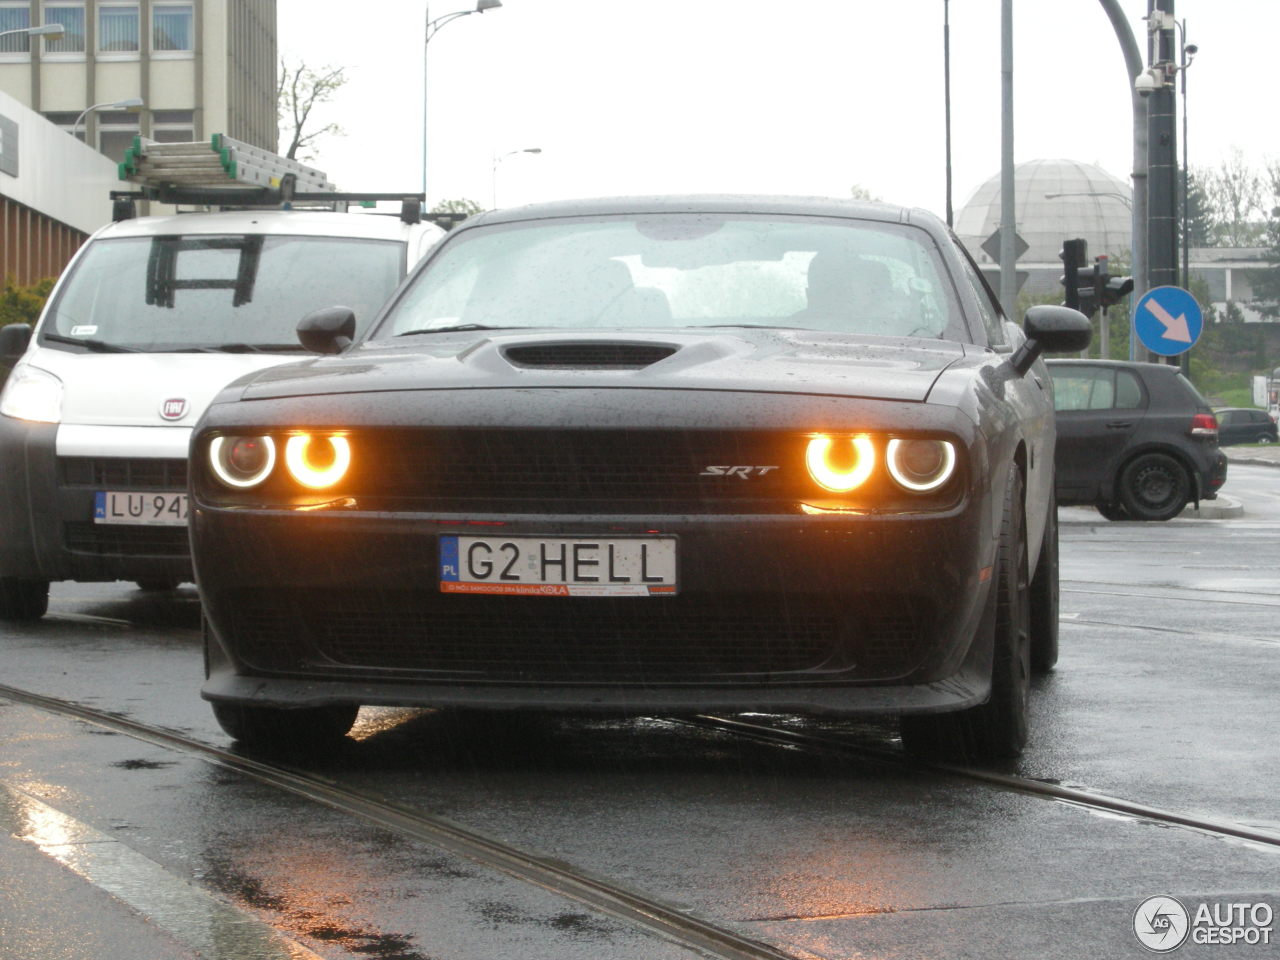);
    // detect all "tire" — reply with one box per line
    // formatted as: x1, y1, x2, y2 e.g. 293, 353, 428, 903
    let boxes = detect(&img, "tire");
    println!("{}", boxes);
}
210, 700, 359, 749
1257, 435, 1274, 445
0, 578, 50, 622
901, 464, 1031, 761
1028, 490, 1059, 674
1095, 502, 1129, 522
1117, 452, 1190, 522
135, 580, 178, 592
